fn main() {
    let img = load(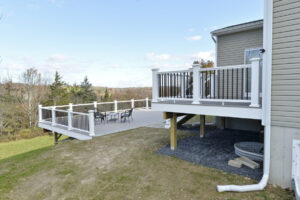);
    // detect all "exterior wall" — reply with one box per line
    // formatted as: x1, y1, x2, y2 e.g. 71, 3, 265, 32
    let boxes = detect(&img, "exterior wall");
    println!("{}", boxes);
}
217, 28, 263, 66
269, 0, 300, 188
271, 0, 300, 128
